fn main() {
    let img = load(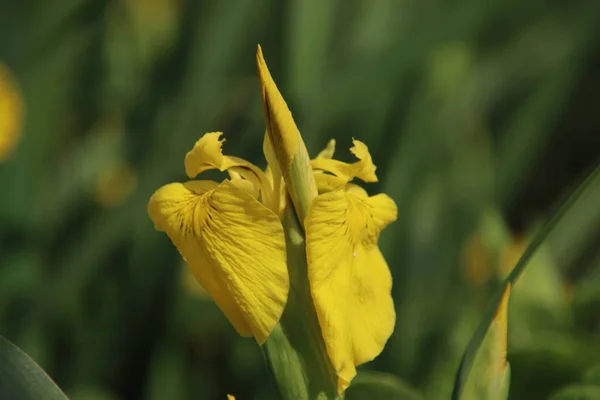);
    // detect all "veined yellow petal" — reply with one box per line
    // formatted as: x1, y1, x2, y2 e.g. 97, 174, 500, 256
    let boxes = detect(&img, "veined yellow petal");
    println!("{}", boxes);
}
305, 189, 397, 393
311, 139, 378, 184
184, 132, 273, 206
0, 63, 23, 161
148, 180, 289, 344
